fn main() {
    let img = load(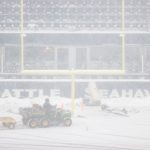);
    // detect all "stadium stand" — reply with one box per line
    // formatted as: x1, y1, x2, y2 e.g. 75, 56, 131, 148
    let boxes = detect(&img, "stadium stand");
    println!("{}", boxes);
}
0, 0, 149, 32
0, 0, 149, 80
